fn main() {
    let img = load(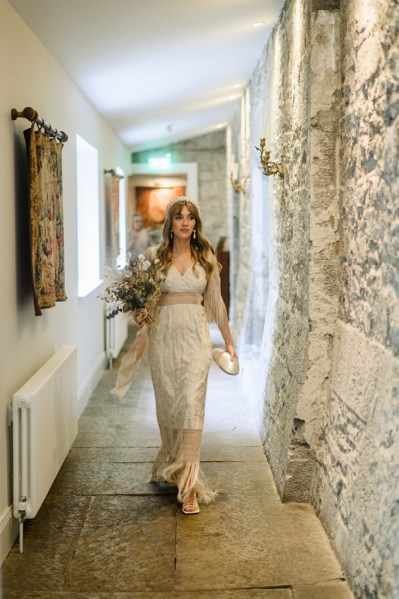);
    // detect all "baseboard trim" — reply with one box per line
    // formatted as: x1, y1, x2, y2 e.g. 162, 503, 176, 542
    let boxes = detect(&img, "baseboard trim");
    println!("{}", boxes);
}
0, 505, 18, 566
77, 350, 107, 417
